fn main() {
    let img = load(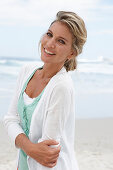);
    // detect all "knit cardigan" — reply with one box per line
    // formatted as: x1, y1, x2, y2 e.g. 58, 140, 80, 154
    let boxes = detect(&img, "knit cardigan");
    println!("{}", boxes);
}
3, 63, 79, 170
